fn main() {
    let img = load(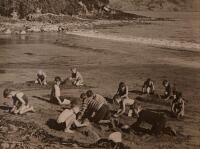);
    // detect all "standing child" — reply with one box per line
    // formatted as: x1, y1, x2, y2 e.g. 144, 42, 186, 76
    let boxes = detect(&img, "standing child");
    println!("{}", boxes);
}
68, 68, 84, 86
142, 78, 155, 95
50, 76, 71, 105
35, 70, 47, 85
3, 89, 34, 114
